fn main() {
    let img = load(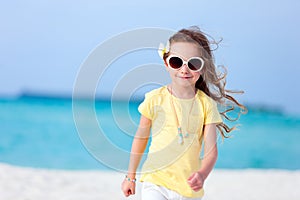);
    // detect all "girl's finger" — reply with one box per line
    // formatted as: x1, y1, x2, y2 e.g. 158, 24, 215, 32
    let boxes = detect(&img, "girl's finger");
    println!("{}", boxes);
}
187, 176, 196, 185
192, 185, 202, 191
